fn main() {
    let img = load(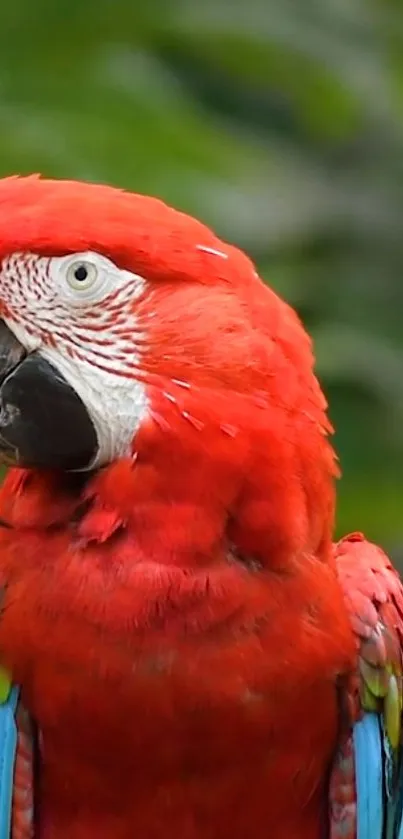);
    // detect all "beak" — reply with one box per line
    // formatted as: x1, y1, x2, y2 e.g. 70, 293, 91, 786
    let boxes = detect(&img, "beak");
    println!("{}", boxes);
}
0, 320, 98, 470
